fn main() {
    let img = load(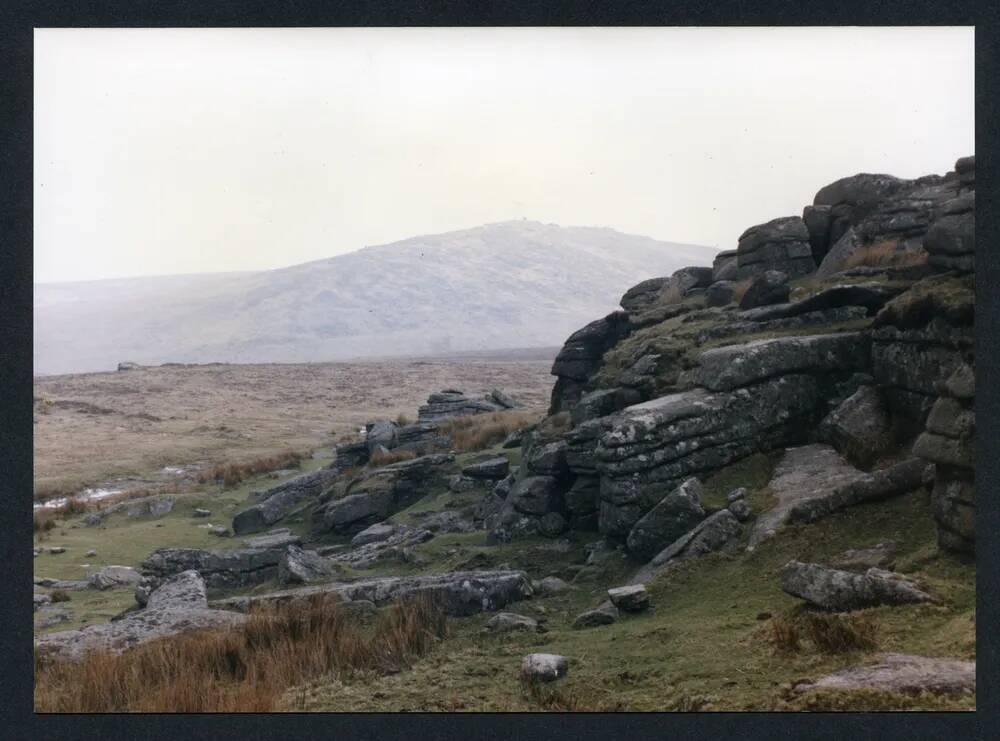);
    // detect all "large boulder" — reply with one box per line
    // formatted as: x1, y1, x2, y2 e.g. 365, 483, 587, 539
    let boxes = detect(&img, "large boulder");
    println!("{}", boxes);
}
712, 249, 739, 282
365, 419, 400, 453
819, 385, 894, 468
36, 571, 246, 661
626, 478, 706, 561
924, 193, 974, 273
507, 476, 562, 516
736, 216, 816, 278
780, 560, 936, 610
214, 569, 534, 617
739, 270, 789, 309
462, 455, 510, 480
